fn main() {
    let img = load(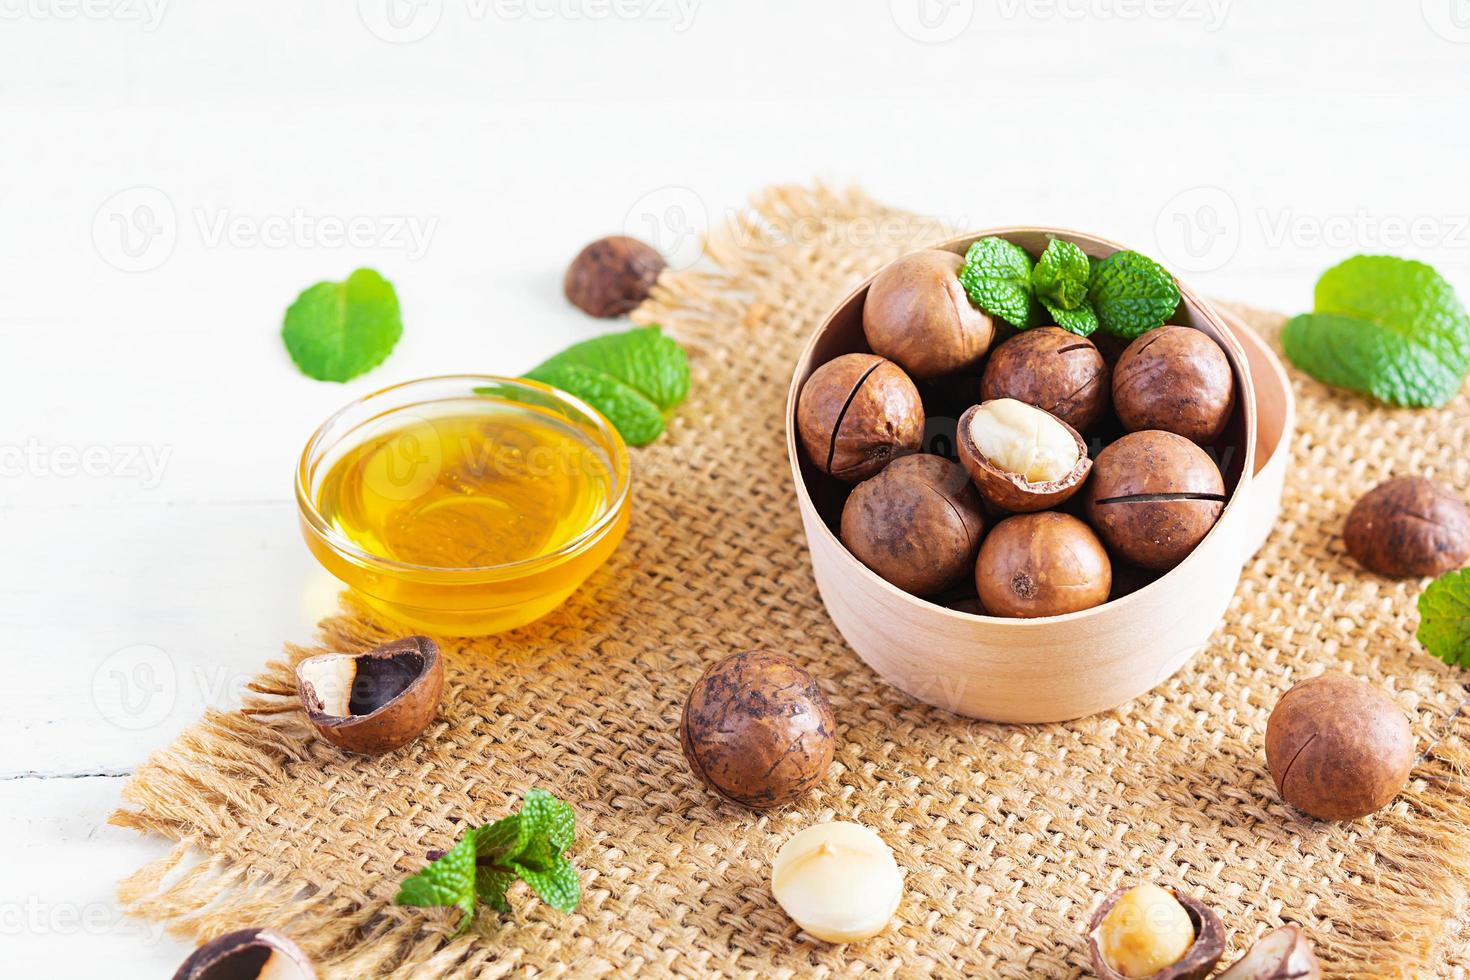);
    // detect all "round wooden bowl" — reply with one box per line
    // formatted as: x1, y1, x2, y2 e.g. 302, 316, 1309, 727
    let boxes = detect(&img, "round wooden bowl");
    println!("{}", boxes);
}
786, 228, 1295, 723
